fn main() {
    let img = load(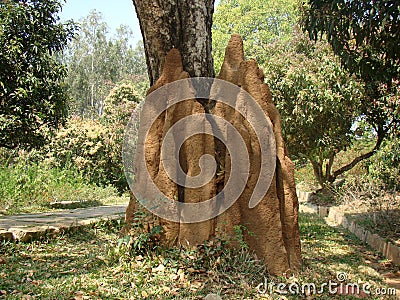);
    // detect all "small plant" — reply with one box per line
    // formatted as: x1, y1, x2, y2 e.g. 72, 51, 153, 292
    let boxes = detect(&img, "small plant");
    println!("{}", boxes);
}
232, 224, 251, 250
126, 210, 164, 256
